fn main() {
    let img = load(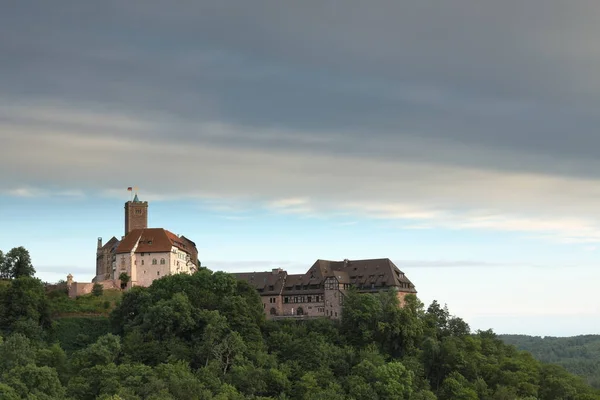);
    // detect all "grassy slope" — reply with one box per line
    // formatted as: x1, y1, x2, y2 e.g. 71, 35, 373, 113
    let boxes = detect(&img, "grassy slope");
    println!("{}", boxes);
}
501, 334, 600, 388
48, 288, 122, 316
47, 288, 122, 352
